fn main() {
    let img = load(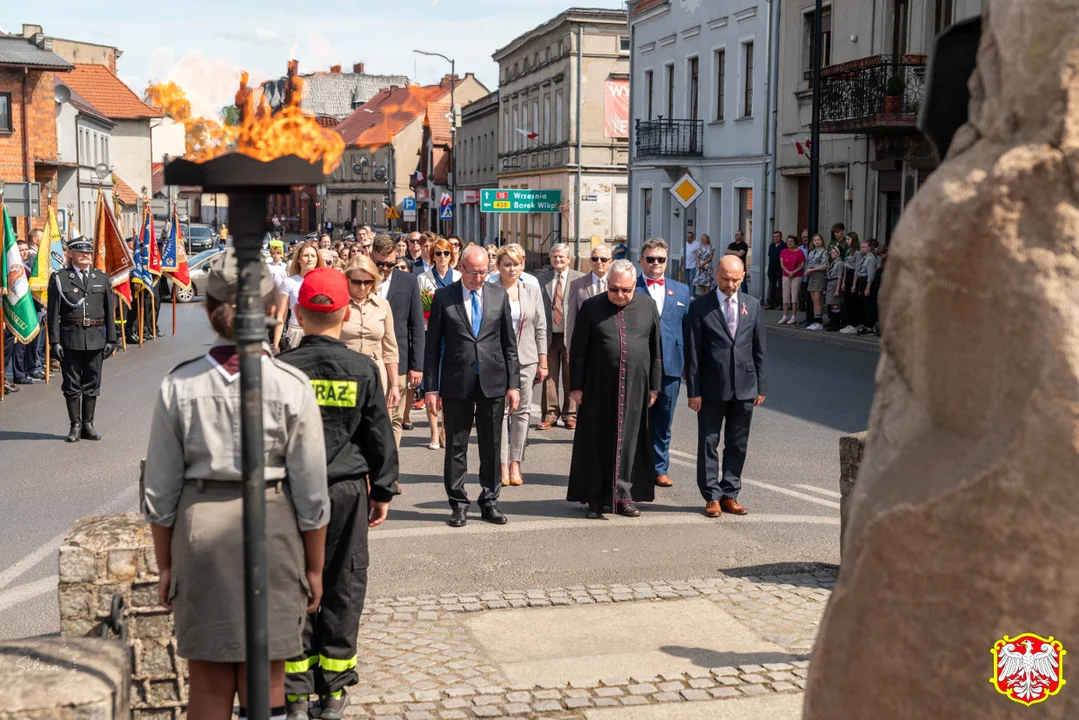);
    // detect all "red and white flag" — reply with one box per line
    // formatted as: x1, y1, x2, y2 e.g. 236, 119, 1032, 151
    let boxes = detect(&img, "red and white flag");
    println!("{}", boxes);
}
793, 136, 813, 156
515, 127, 539, 140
